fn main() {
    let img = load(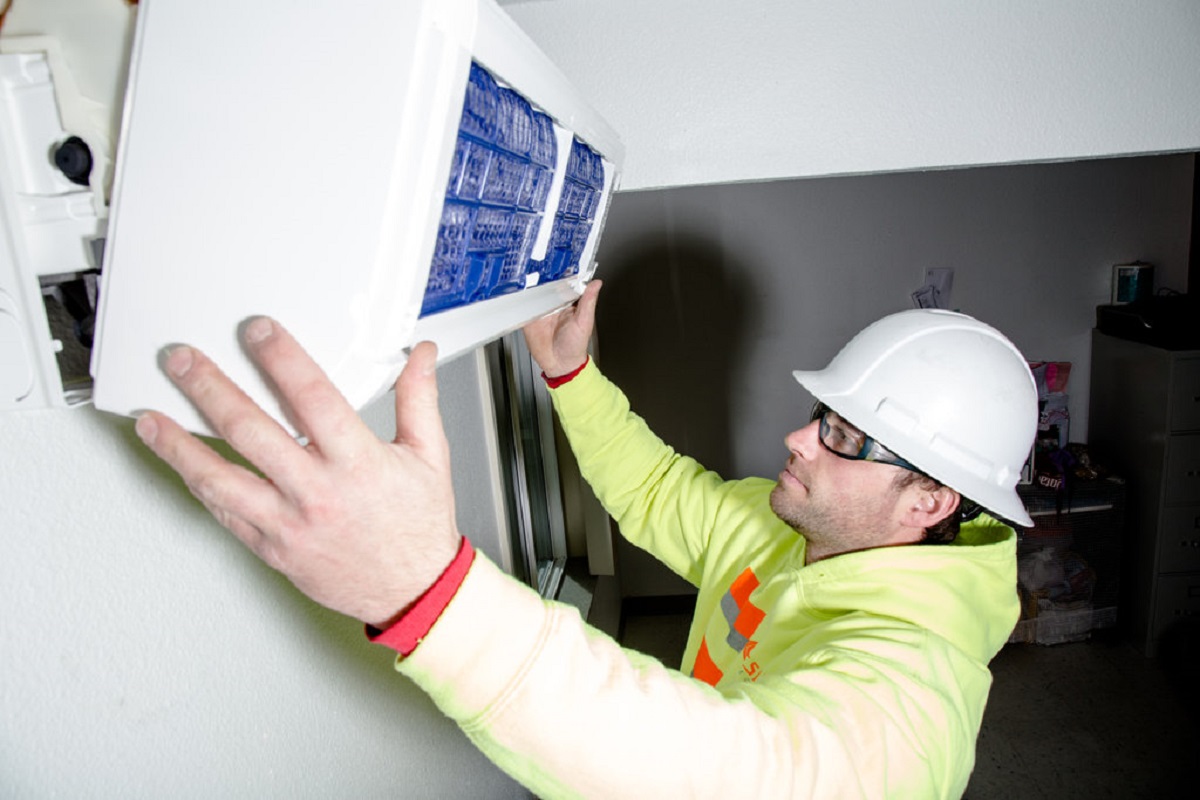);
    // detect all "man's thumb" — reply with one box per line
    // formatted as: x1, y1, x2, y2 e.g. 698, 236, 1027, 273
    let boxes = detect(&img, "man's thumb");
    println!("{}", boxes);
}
394, 341, 447, 458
